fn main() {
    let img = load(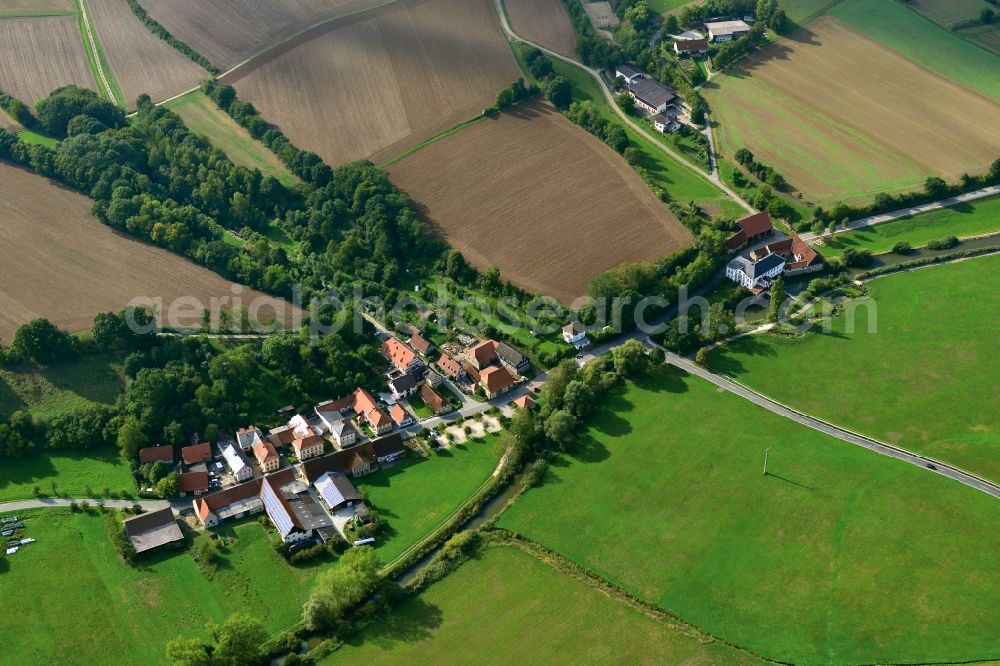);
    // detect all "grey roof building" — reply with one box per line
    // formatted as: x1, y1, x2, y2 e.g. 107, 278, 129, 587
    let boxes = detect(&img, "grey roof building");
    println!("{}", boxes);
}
628, 79, 677, 113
